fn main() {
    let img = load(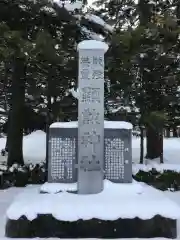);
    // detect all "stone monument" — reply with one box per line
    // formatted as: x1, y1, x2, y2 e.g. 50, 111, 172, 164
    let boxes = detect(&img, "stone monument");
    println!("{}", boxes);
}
77, 40, 108, 194
47, 40, 132, 191
5, 40, 180, 240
